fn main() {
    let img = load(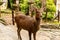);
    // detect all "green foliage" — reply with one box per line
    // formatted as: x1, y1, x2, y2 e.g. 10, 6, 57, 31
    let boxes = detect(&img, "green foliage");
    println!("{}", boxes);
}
42, 0, 56, 20
19, 0, 29, 14
47, 12, 54, 20
7, 0, 56, 21
42, 12, 55, 20
10, 0, 13, 8
42, 12, 46, 19
46, 0, 56, 12
35, 0, 41, 8
20, 0, 41, 14
7, 0, 13, 9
